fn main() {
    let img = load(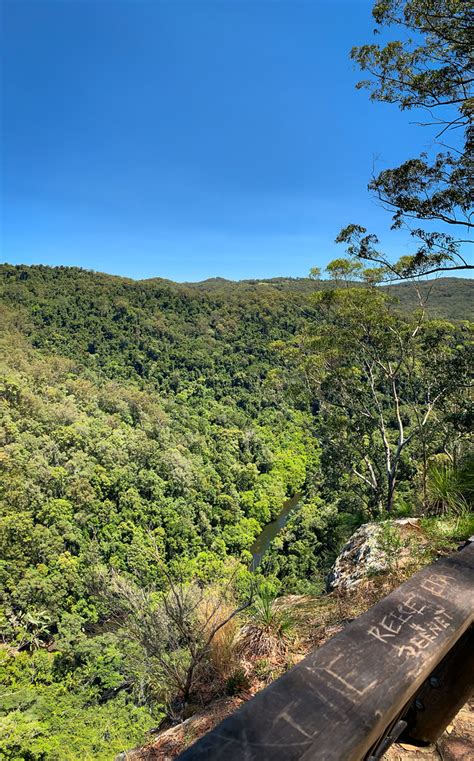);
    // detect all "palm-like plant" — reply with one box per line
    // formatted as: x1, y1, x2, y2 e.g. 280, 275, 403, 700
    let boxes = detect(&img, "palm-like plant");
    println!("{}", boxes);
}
9, 609, 51, 651
239, 584, 294, 659
426, 454, 474, 516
